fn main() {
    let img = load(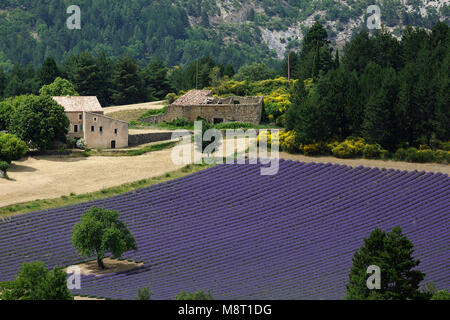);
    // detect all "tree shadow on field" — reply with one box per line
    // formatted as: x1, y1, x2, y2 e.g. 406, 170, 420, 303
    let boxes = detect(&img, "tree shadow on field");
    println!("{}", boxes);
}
8, 163, 37, 173
35, 155, 90, 163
